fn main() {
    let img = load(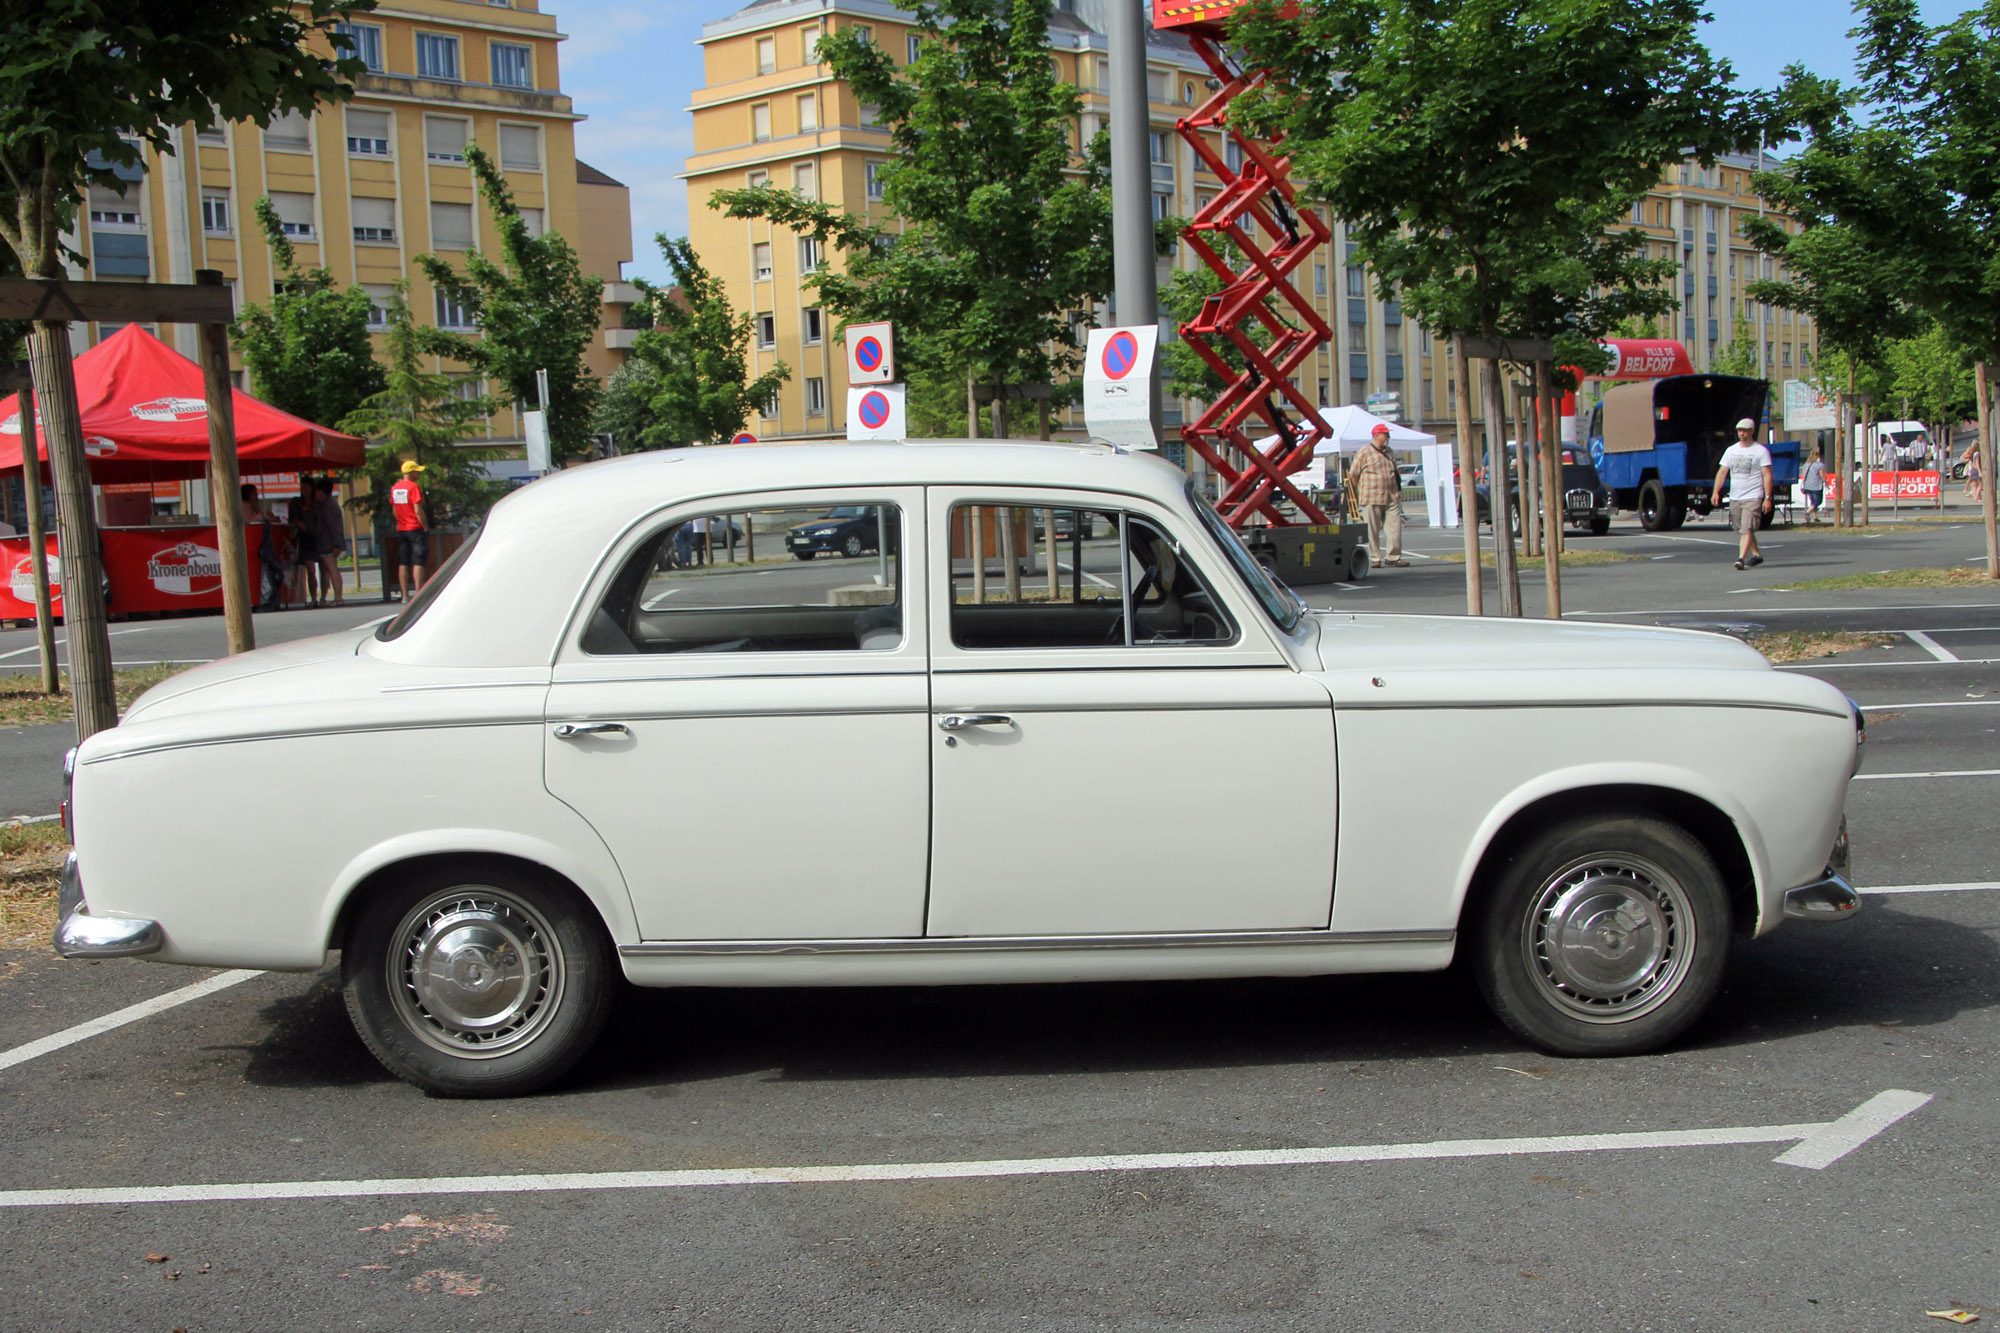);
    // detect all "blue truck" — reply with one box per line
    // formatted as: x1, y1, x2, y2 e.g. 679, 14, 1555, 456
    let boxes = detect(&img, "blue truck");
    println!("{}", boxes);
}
1586, 374, 1796, 530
